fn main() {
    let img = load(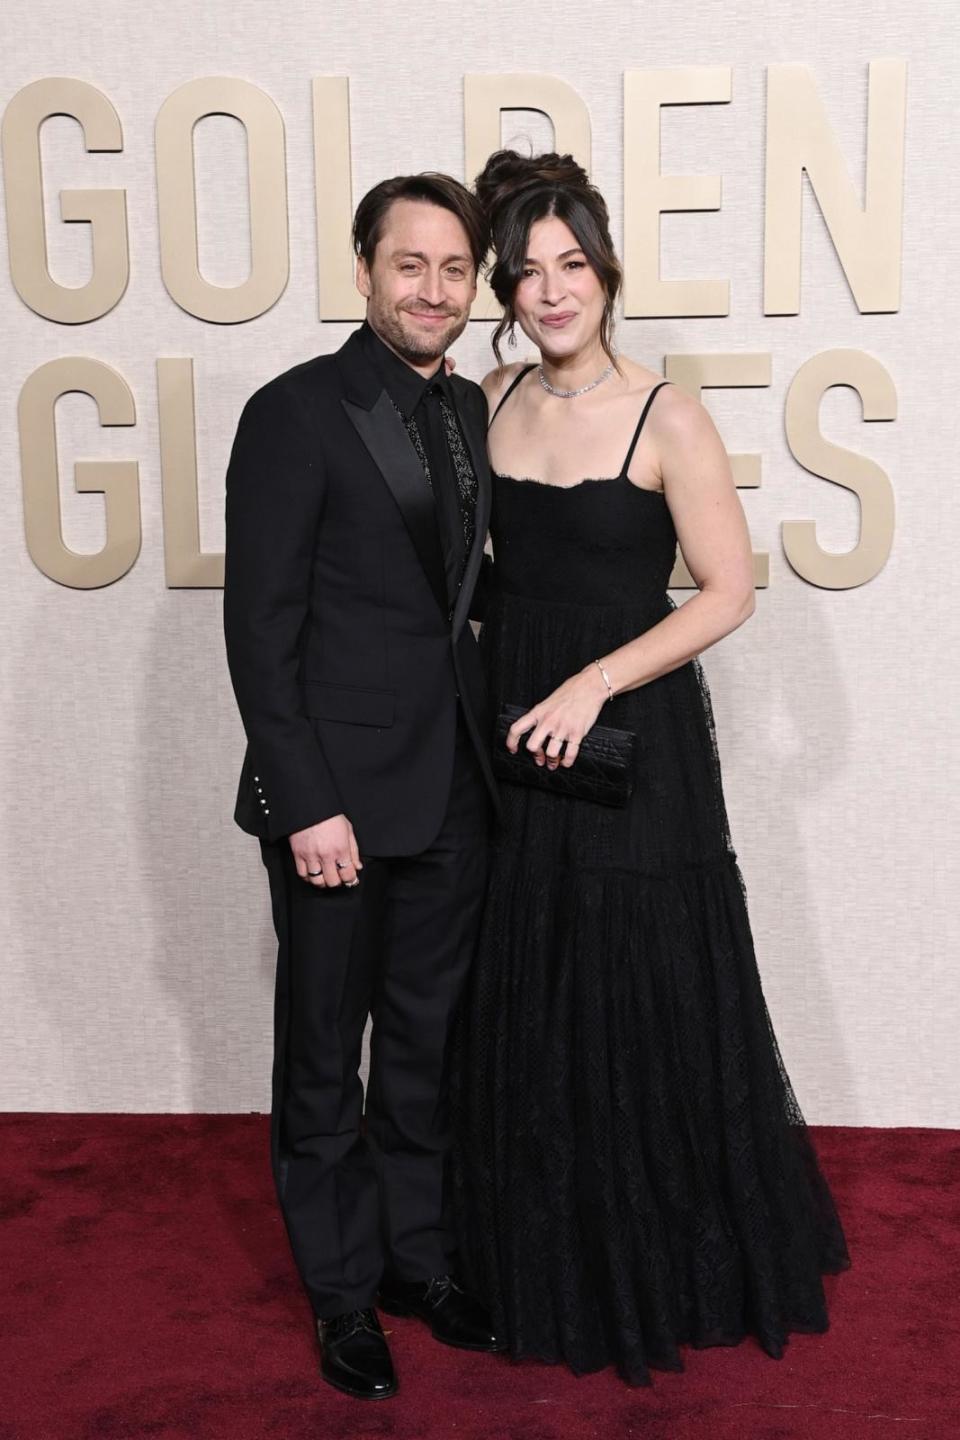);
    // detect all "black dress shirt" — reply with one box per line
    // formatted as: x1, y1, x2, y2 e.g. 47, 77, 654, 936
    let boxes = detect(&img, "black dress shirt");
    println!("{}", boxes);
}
359, 322, 471, 606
